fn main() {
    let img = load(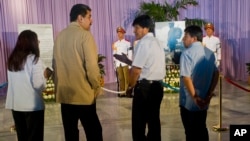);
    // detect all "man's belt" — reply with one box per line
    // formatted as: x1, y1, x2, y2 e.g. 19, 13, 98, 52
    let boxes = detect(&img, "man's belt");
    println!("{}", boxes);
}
137, 79, 161, 84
